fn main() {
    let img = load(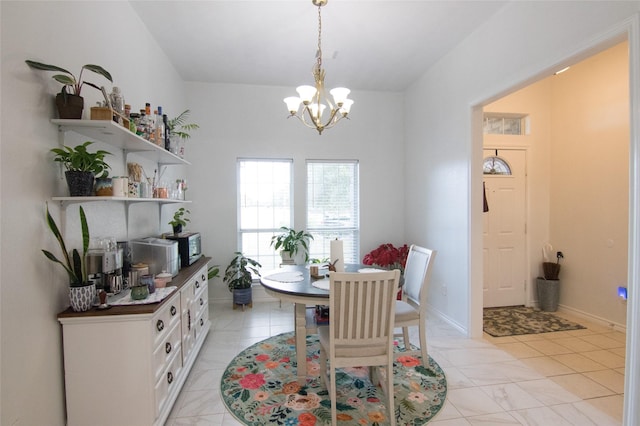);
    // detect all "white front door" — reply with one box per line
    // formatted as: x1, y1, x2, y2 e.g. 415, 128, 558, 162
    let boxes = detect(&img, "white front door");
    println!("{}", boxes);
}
482, 149, 527, 307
